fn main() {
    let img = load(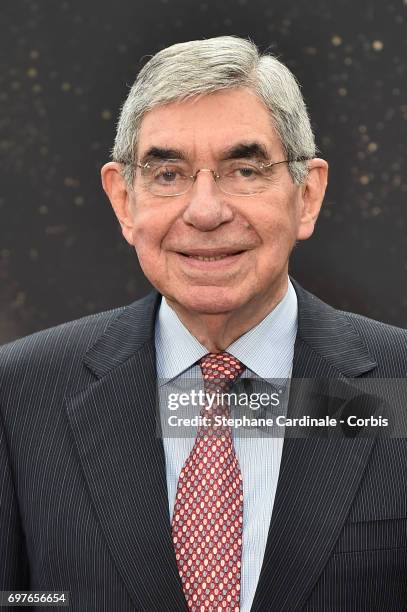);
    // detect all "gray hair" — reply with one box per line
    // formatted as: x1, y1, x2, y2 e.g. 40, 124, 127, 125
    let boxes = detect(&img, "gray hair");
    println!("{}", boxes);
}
112, 36, 317, 186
